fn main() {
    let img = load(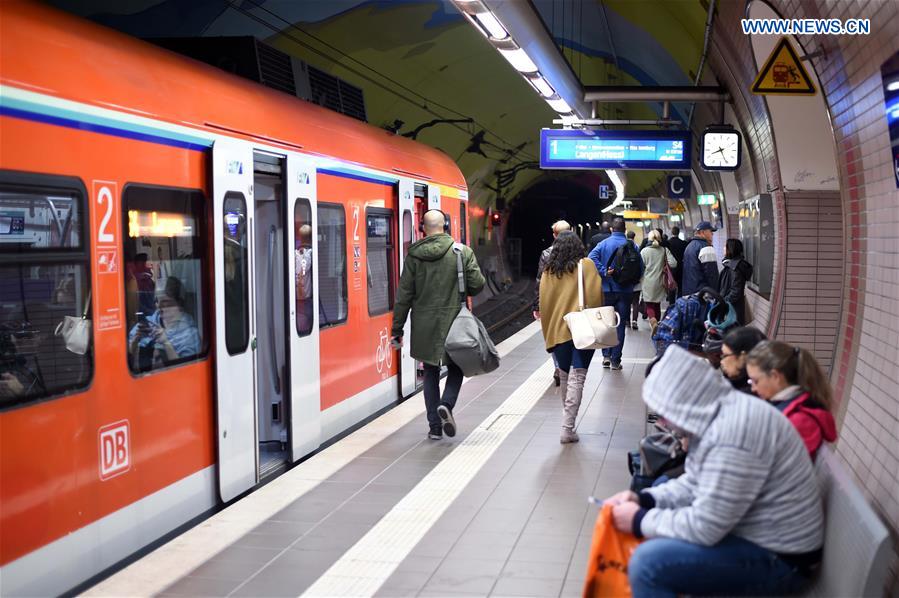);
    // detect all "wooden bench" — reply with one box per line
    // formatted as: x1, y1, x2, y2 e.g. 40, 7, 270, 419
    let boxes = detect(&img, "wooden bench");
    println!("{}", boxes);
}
802, 445, 892, 597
